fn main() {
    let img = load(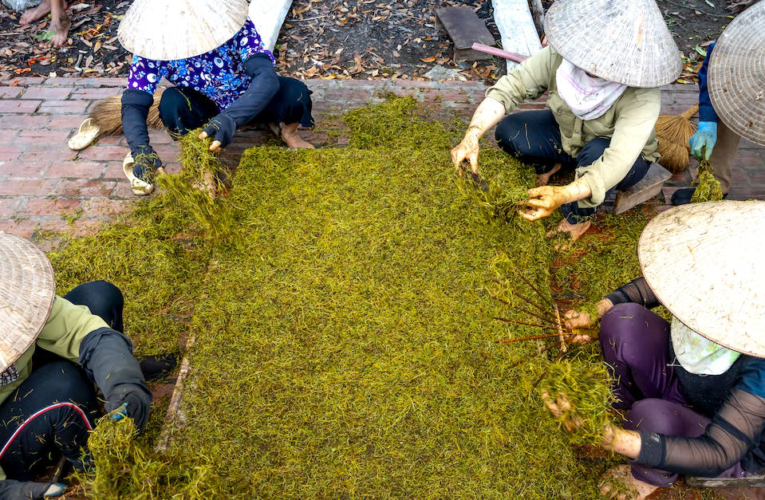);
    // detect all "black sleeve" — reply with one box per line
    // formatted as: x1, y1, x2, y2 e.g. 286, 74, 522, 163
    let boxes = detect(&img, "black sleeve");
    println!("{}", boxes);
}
121, 89, 154, 157
221, 53, 280, 126
606, 277, 660, 309
636, 388, 765, 477
78, 327, 152, 431
0, 480, 56, 499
